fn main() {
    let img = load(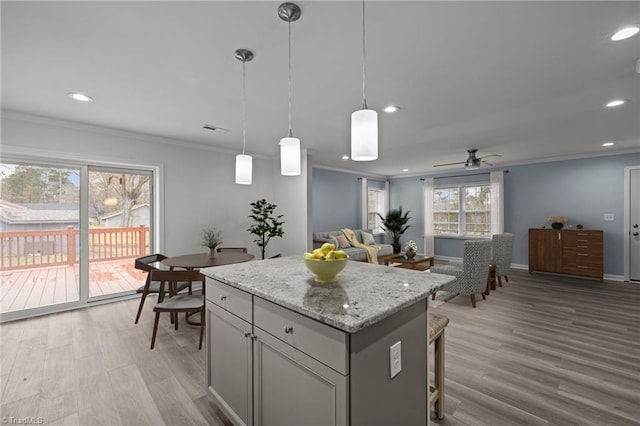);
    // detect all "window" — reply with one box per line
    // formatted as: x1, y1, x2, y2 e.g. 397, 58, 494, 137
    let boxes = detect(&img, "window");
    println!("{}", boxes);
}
433, 184, 491, 237
367, 188, 385, 234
